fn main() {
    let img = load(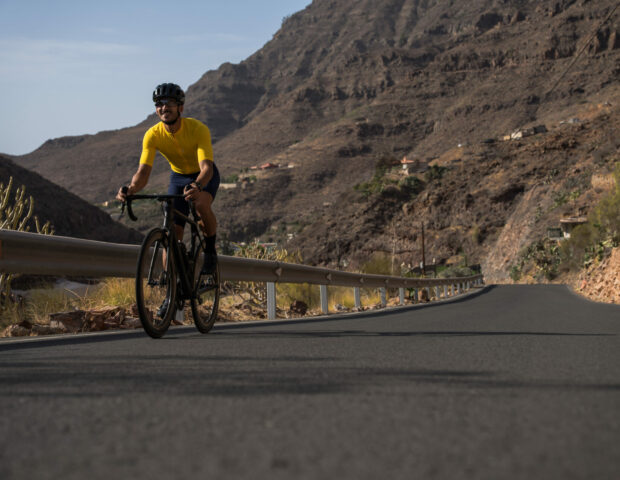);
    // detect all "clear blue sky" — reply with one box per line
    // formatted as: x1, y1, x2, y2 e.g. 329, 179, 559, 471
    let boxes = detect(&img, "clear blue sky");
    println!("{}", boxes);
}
0, 0, 311, 155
